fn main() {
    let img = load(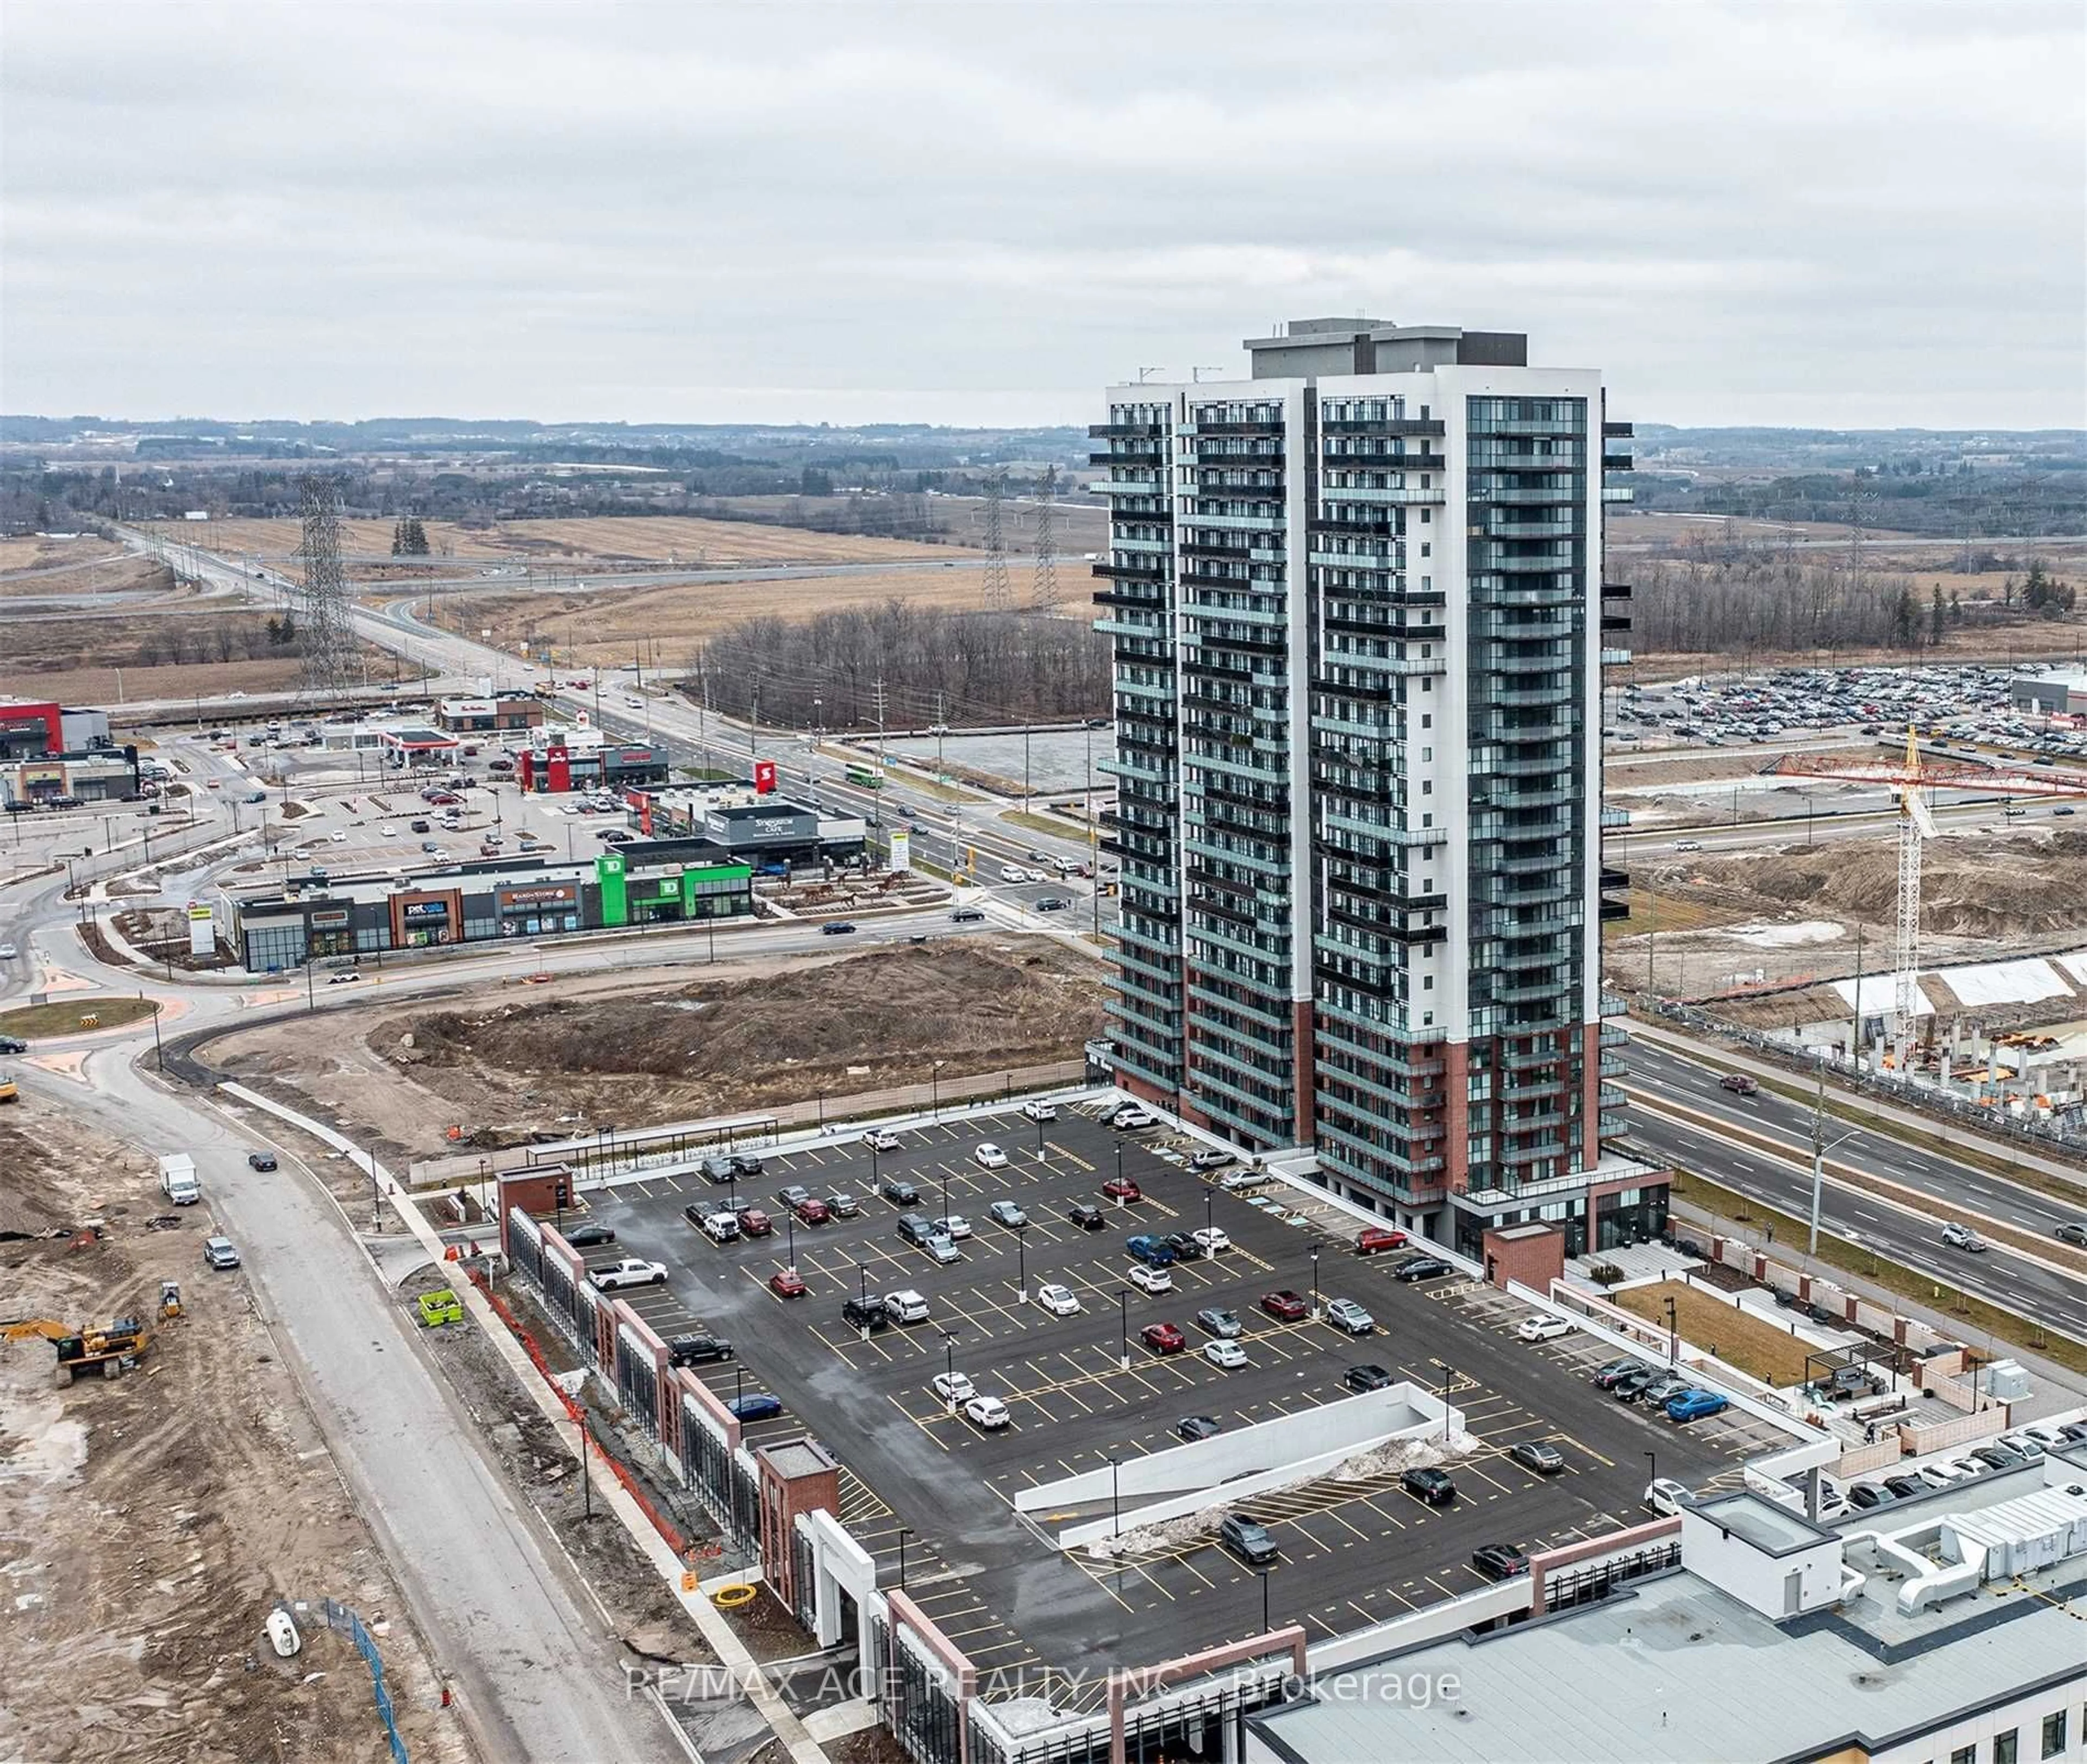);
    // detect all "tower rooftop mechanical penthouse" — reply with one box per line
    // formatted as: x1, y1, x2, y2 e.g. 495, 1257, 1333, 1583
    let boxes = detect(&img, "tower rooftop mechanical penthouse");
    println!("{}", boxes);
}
1092, 317, 1652, 1261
